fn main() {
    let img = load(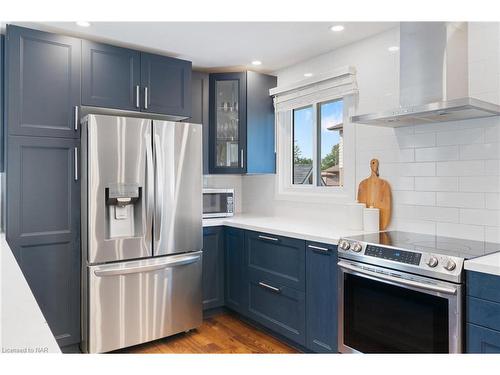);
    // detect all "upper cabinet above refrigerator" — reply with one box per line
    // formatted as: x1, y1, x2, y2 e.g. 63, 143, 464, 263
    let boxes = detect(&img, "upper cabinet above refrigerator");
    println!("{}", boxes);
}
208, 71, 277, 175
6, 25, 81, 138
82, 40, 192, 118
